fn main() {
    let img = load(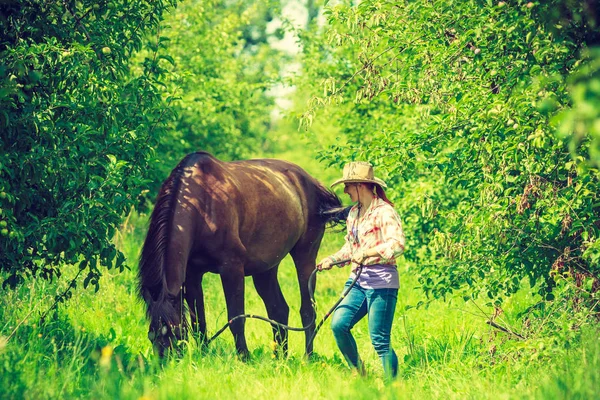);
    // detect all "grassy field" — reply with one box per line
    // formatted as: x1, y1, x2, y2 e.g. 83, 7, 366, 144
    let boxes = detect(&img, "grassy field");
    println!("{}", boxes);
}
1, 135, 599, 399
1, 205, 599, 399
